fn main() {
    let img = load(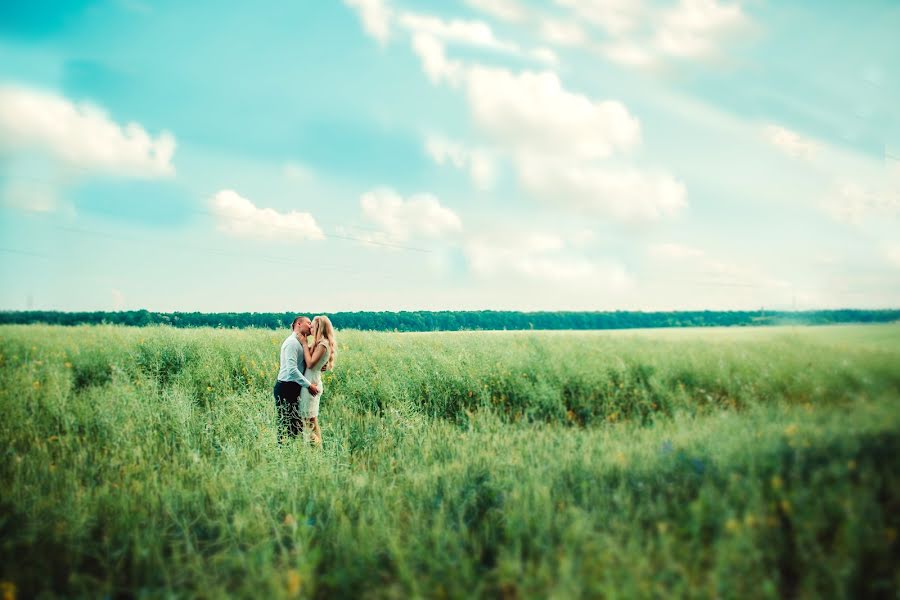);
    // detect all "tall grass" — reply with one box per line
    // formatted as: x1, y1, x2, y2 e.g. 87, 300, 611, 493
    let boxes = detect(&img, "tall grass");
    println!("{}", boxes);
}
1, 324, 899, 598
